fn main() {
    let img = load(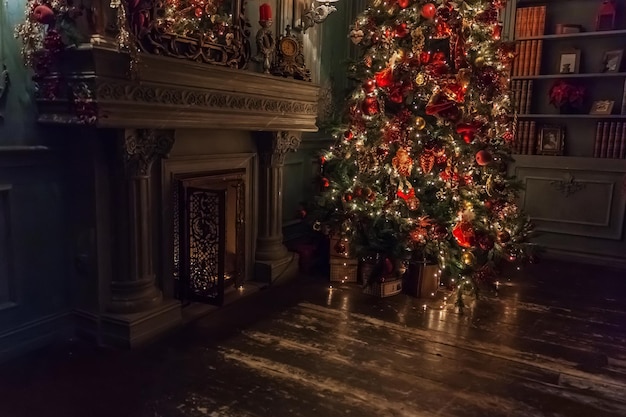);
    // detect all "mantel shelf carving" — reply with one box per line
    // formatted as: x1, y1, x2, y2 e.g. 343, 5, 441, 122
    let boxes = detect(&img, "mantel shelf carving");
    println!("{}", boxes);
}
36, 43, 320, 132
